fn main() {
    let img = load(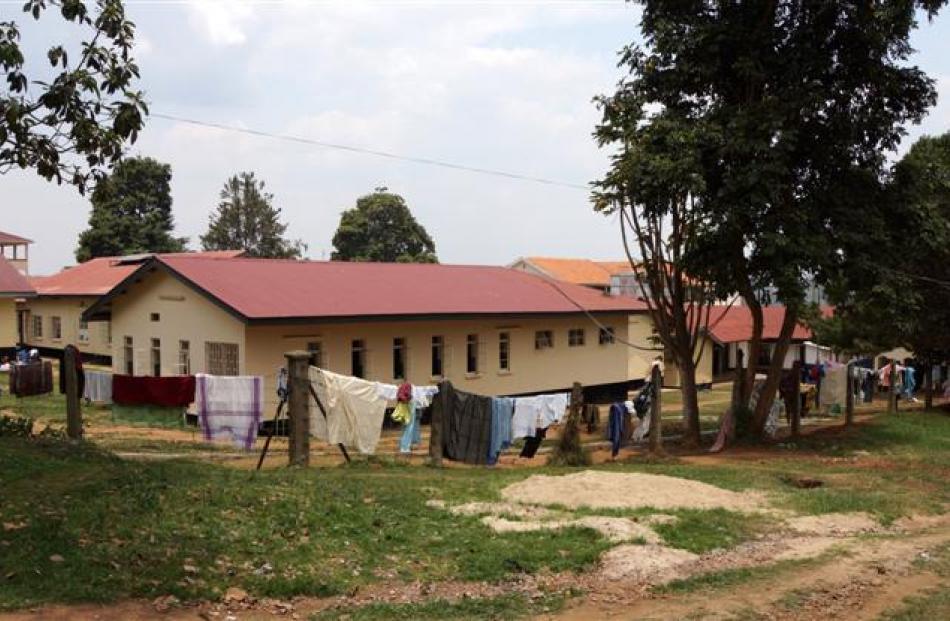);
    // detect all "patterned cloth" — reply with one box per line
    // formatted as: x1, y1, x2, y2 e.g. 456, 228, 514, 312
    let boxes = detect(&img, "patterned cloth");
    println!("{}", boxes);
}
196, 374, 263, 450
